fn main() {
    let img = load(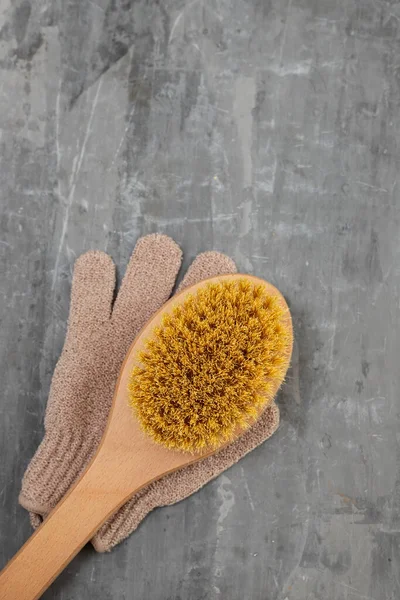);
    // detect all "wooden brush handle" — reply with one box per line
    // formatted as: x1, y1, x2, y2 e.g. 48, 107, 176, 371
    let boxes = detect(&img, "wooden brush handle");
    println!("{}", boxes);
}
0, 449, 145, 600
